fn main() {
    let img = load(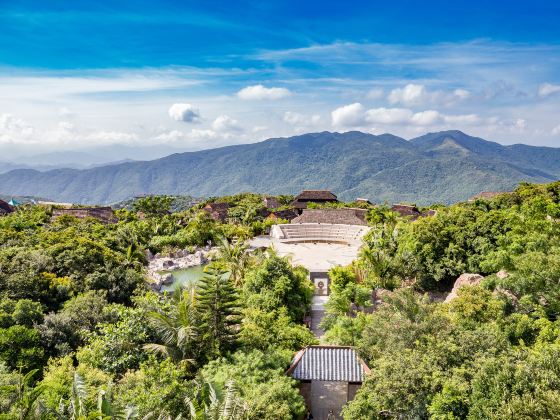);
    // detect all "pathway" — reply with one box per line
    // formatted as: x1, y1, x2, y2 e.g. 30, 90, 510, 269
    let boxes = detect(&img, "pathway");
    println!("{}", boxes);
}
311, 295, 328, 337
